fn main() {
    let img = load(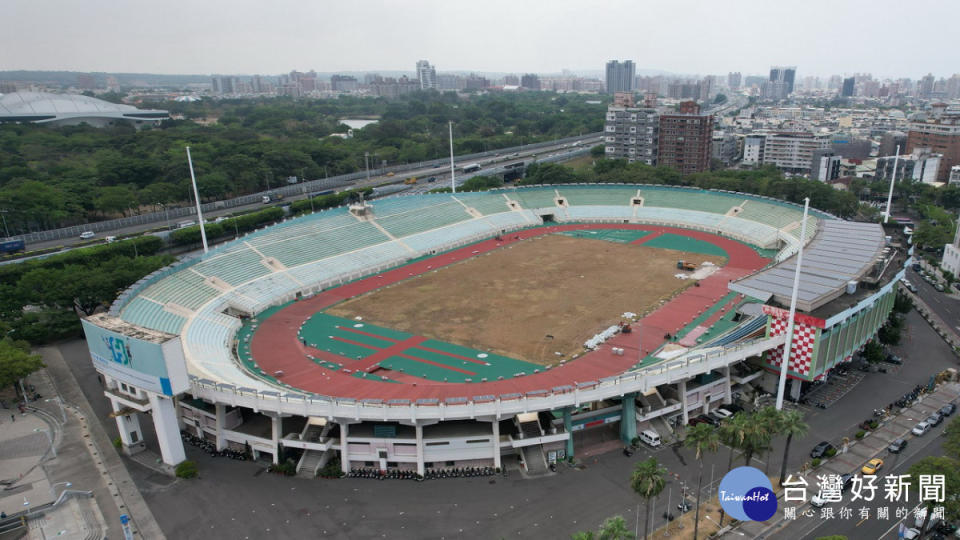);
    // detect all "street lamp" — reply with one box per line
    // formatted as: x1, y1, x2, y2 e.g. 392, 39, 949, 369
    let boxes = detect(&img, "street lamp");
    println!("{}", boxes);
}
775, 197, 811, 410
50, 481, 72, 500
45, 397, 67, 424
158, 202, 171, 231
35, 428, 55, 458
